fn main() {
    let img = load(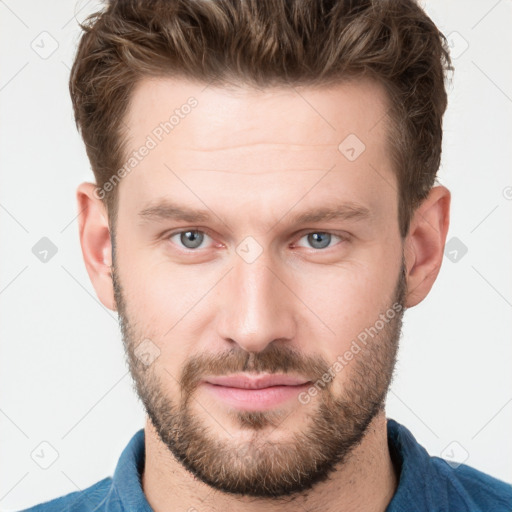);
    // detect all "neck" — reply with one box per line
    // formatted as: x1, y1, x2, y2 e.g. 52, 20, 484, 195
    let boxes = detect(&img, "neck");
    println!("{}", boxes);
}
142, 410, 398, 512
